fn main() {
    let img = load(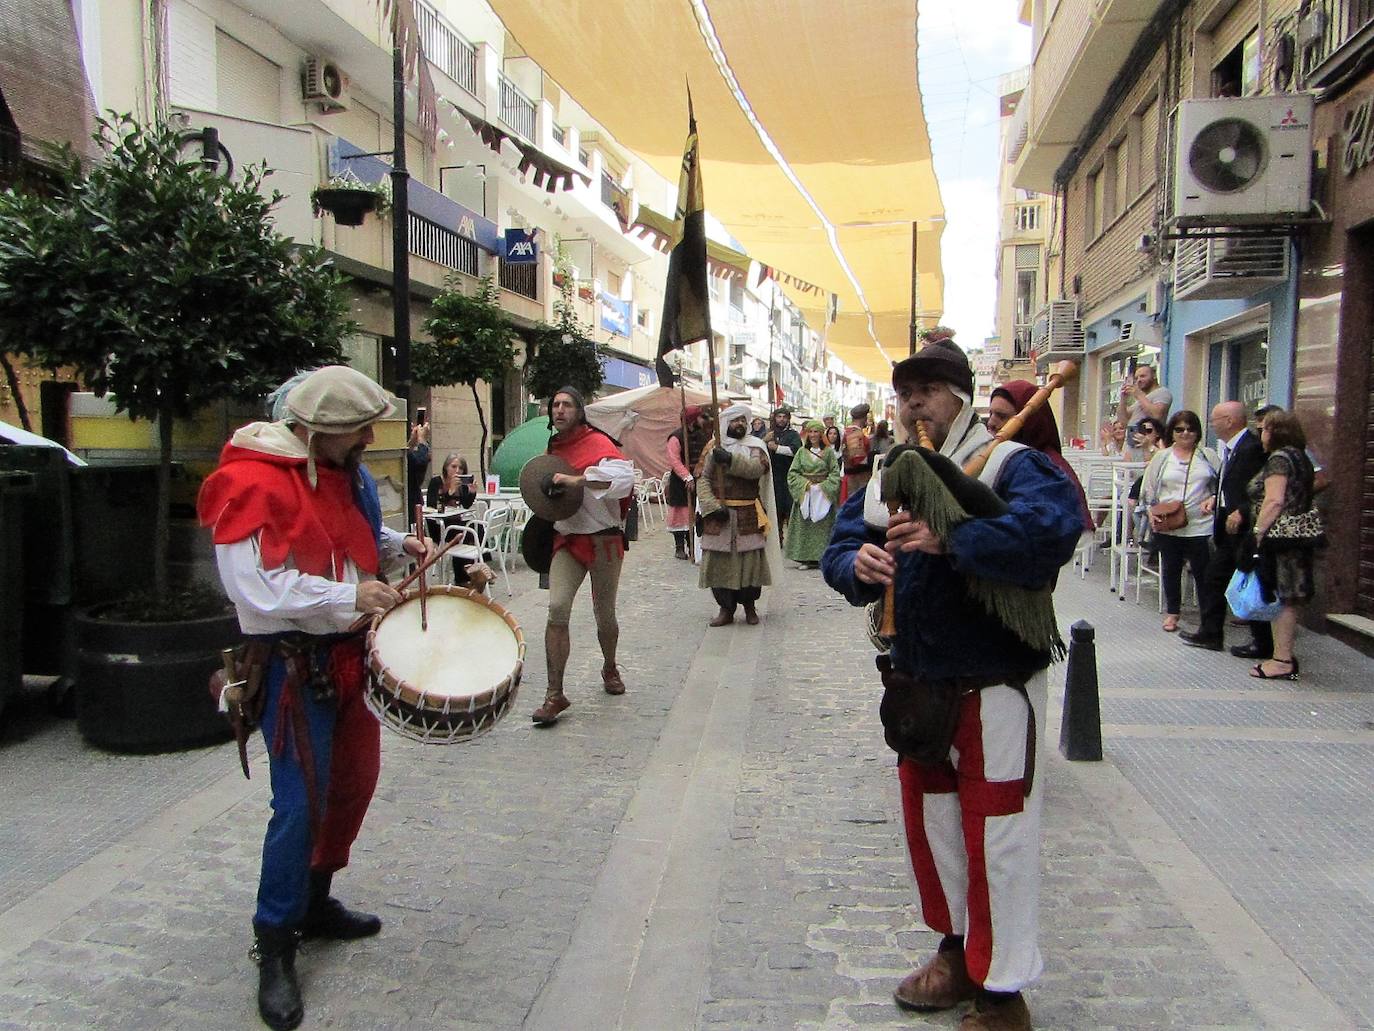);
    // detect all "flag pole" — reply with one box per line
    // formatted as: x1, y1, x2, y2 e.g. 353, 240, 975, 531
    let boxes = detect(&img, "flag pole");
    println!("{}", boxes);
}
677, 364, 698, 563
